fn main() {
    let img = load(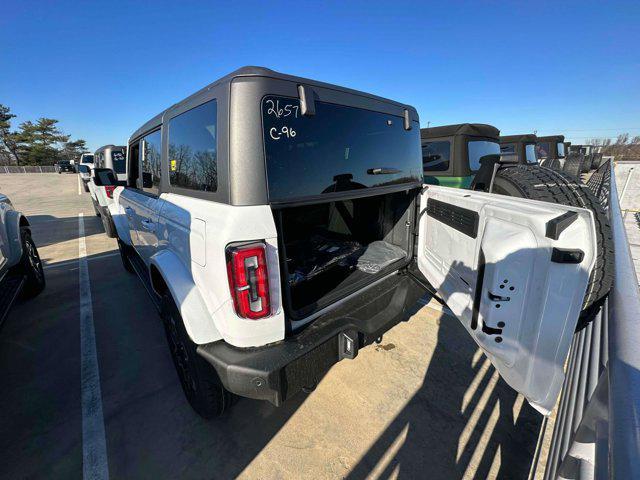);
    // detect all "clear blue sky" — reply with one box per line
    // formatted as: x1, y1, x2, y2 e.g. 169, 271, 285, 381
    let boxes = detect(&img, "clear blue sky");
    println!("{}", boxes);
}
2, 0, 638, 151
